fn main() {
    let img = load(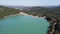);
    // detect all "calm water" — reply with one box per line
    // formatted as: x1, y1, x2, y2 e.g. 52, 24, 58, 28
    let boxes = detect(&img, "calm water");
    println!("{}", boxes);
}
0, 15, 50, 34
